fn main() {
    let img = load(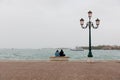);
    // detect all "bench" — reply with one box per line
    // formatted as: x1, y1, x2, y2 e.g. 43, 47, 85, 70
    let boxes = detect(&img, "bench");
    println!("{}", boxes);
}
50, 56, 70, 61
